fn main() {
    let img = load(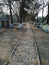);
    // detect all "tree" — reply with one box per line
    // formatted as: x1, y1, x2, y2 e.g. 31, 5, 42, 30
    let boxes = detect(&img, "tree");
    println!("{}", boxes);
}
19, 0, 25, 22
7, 0, 13, 24
47, 4, 49, 24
